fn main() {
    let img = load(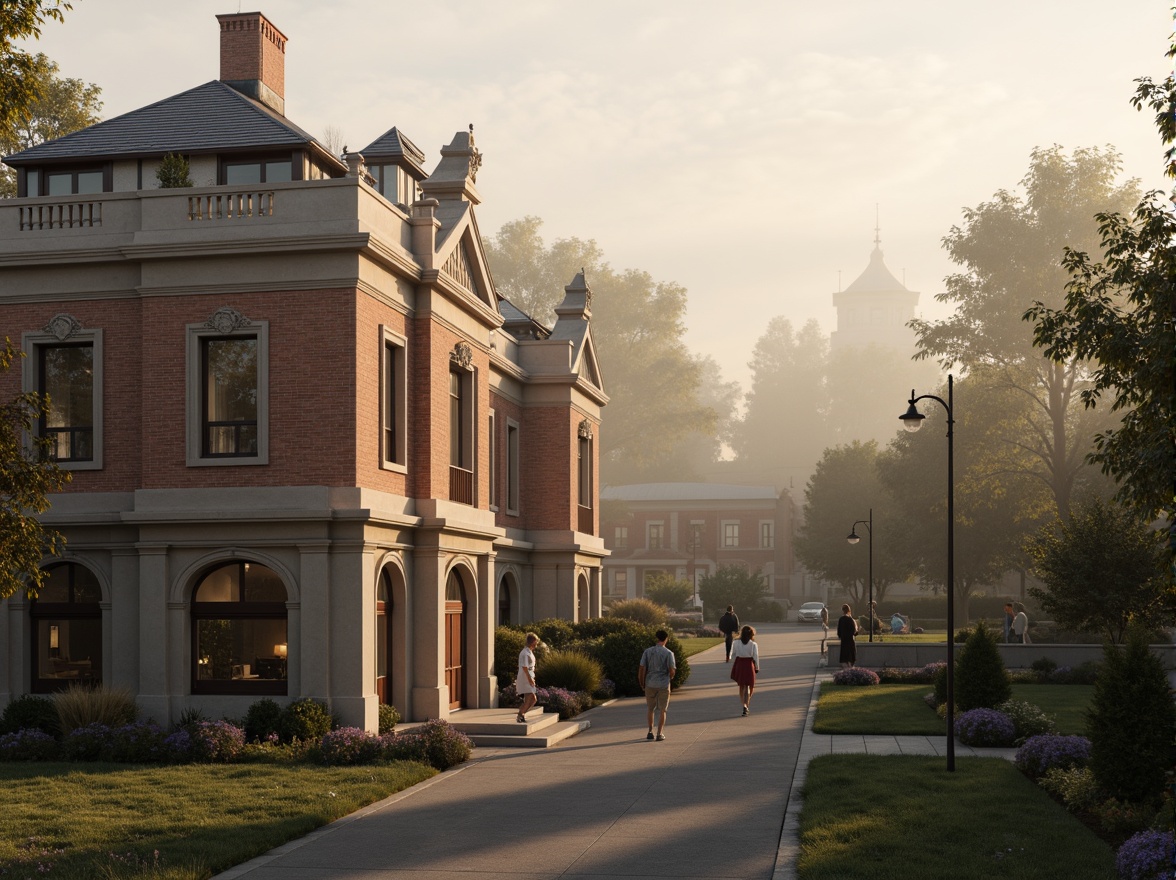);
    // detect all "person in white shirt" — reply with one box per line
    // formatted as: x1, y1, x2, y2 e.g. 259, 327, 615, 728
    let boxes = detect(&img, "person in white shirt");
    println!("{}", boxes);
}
729, 625, 761, 716
516, 632, 539, 723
